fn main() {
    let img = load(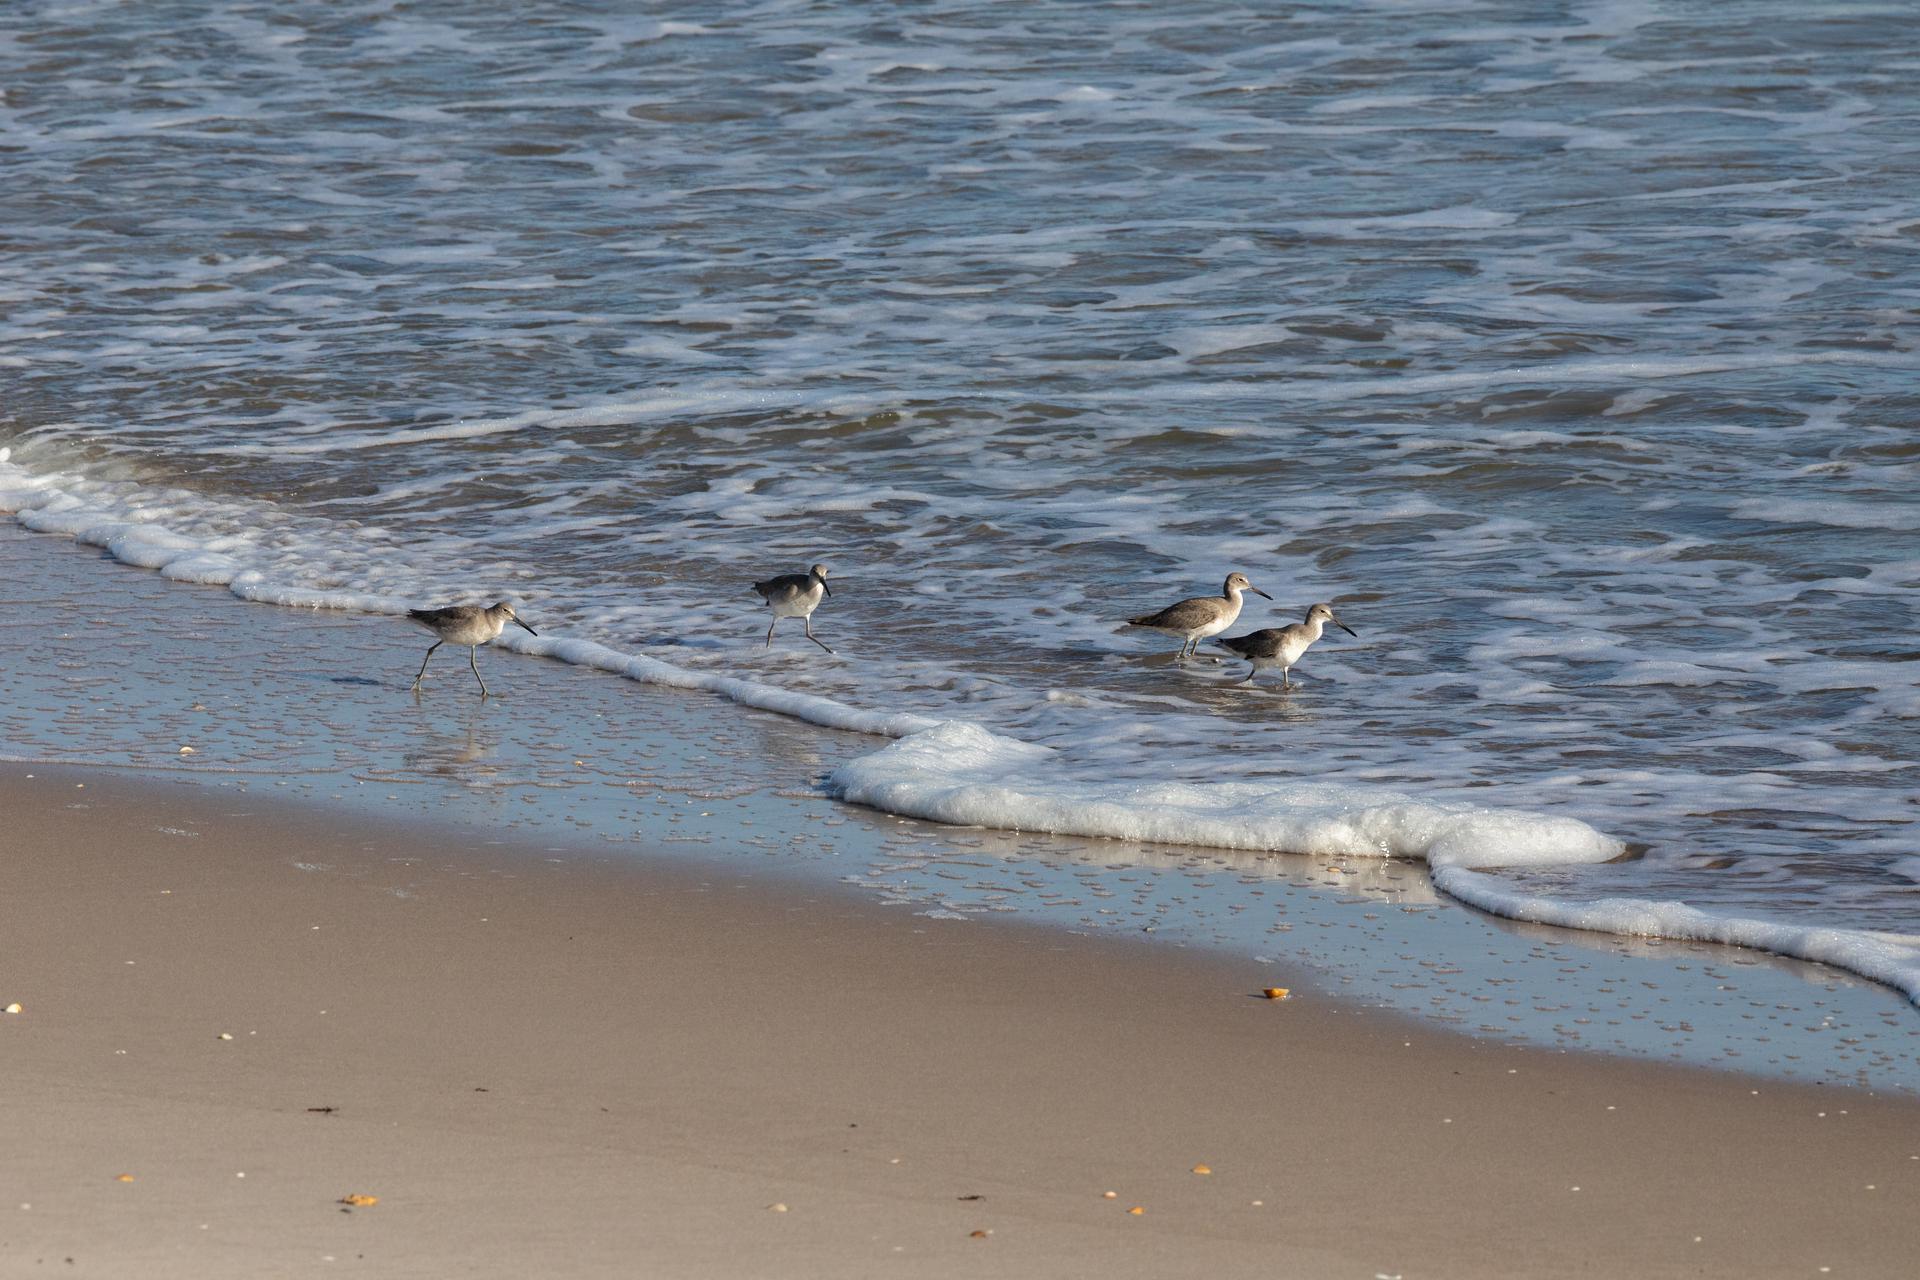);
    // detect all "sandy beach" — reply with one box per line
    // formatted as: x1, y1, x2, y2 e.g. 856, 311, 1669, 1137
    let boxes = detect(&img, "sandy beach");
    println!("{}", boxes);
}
8, 2, 1920, 1273
3, 762, 1918, 1278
